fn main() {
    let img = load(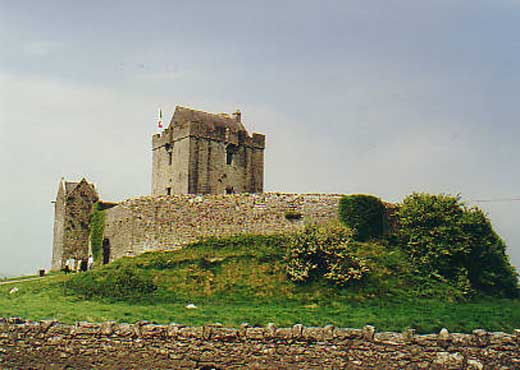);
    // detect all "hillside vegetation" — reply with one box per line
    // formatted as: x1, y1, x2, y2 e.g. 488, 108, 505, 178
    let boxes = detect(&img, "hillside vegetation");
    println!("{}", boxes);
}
1, 192, 518, 332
